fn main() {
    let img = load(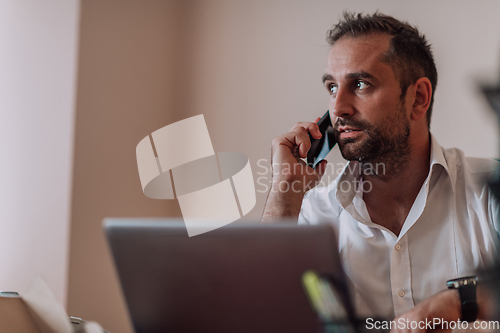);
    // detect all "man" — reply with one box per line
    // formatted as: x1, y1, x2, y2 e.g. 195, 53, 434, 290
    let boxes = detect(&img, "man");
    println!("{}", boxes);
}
262, 12, 500, 330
